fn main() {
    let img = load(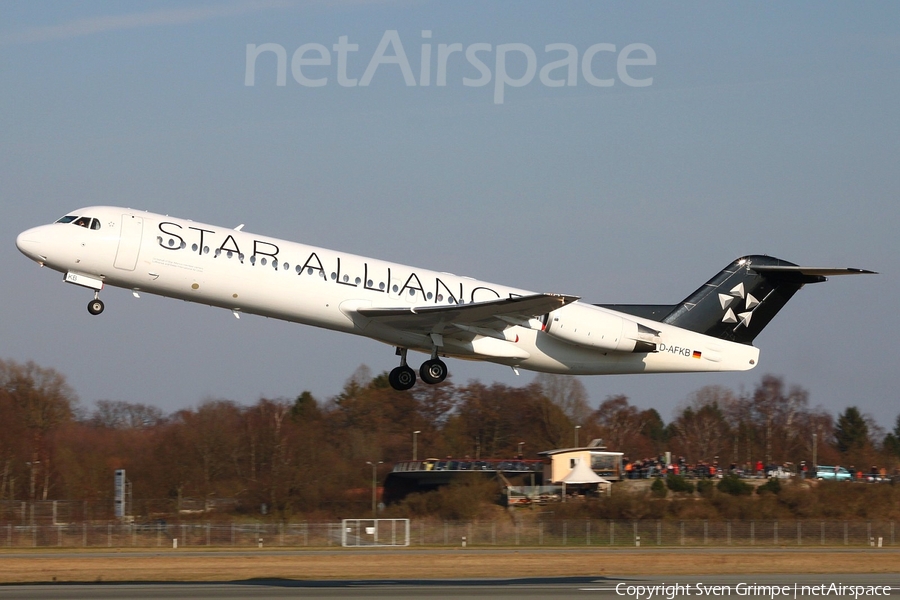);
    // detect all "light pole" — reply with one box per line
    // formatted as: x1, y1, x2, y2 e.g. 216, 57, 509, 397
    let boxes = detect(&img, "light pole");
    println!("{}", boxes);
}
812, 432, 818, 472
413, 430, 421, 461
574, 425, 581, 448
518, 441, 525, 458
366, 461, 383, 518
